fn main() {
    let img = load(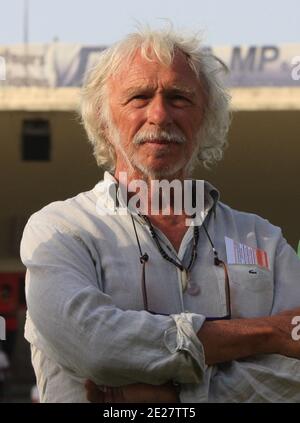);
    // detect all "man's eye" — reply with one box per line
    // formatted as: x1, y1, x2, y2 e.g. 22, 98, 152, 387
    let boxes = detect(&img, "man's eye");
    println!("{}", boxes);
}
170, 95, 191, 105
131, 95, 149, 101
127, 95, 150, 107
